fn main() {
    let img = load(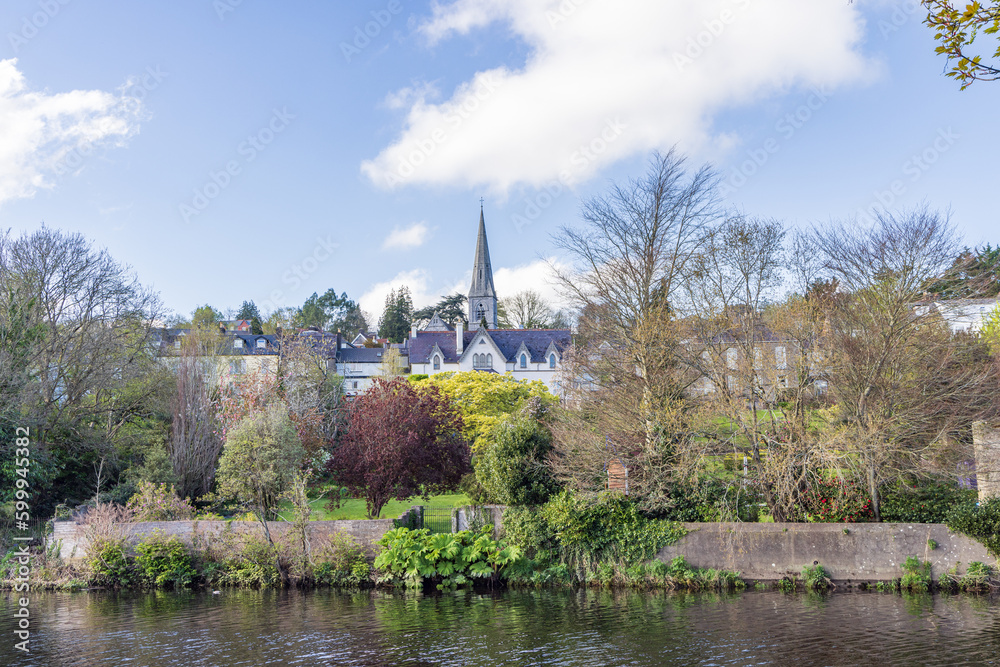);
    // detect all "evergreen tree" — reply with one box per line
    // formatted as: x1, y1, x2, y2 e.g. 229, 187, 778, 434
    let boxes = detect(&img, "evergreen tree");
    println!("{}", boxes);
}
236, 300, 263, 334
378, 286, 414, 343
926, 245, 1000, 298
295, 289, 368, 333
412, 293, 468, 327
